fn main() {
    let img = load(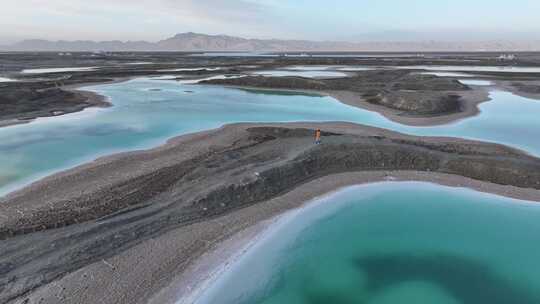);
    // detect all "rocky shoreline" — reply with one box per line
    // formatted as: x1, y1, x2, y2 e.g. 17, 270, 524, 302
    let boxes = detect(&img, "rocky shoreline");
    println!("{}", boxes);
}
2, 122, 540, 303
